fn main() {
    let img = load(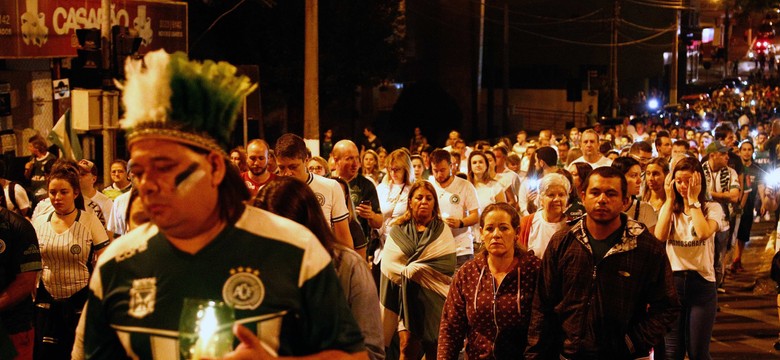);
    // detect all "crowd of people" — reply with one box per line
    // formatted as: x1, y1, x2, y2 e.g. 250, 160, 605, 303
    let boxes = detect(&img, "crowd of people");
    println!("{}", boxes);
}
5, 49, 780, 360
